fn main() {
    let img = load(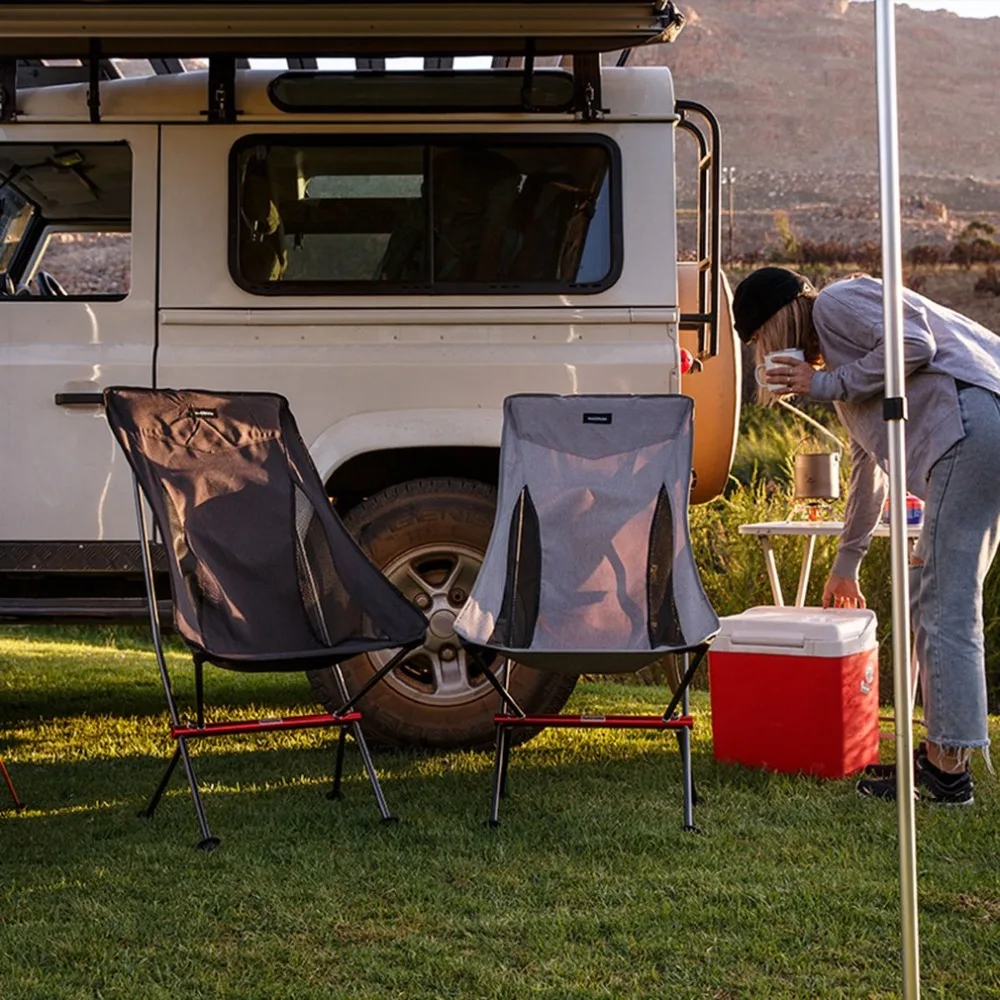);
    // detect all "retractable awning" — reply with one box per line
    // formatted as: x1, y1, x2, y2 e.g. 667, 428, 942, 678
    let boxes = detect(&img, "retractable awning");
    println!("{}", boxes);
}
0, 2, 685, 59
